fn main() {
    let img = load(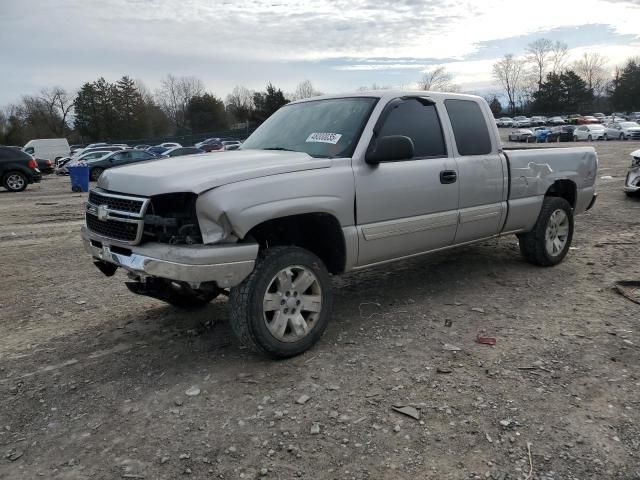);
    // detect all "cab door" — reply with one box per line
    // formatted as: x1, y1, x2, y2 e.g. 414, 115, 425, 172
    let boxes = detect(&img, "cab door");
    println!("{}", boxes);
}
443, 99, 506, 244
353, 97, 460, 266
